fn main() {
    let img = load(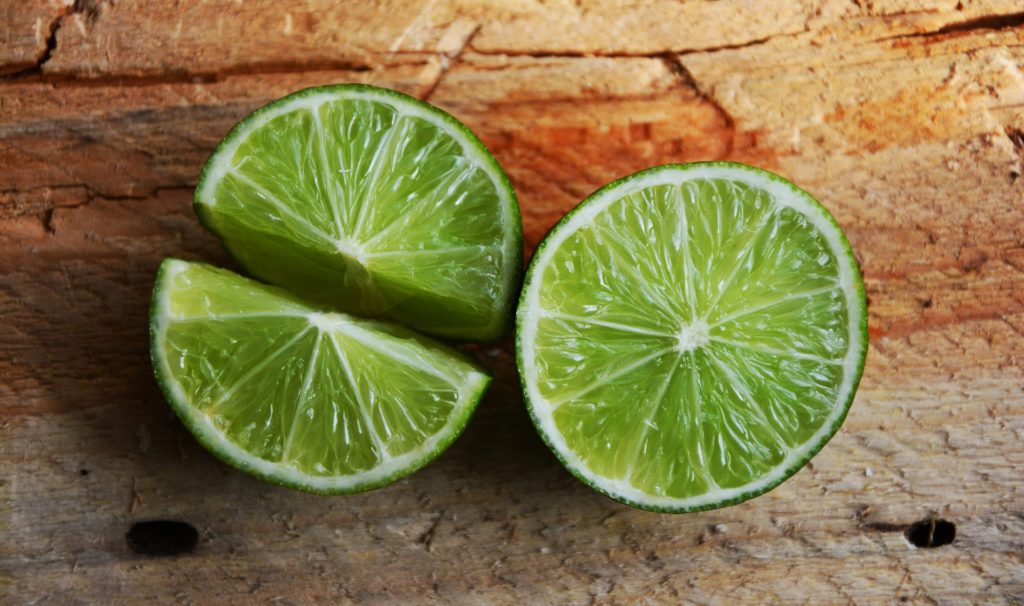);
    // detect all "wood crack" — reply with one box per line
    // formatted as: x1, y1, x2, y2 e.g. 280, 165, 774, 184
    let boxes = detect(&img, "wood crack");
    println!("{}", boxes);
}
465, 30, 804, 60
420, 24, 481, 102
1, 5, 73, 80
0, 0, 110, 81
664, 56, 738, 159
465, 39, 770, 60
19, 184, 195, 234
0, 60, 379, 87
418, 510, 445, 553
6, 183, 193, 205
879, 10, 1024, 42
